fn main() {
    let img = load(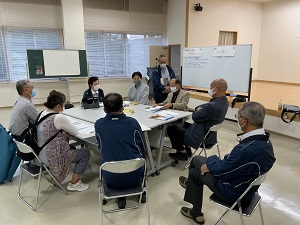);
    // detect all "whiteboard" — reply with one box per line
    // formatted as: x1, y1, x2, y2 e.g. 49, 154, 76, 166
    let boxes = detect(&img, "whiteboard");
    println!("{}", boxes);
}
182, 44, 252, 93
43, 50, 80, 76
